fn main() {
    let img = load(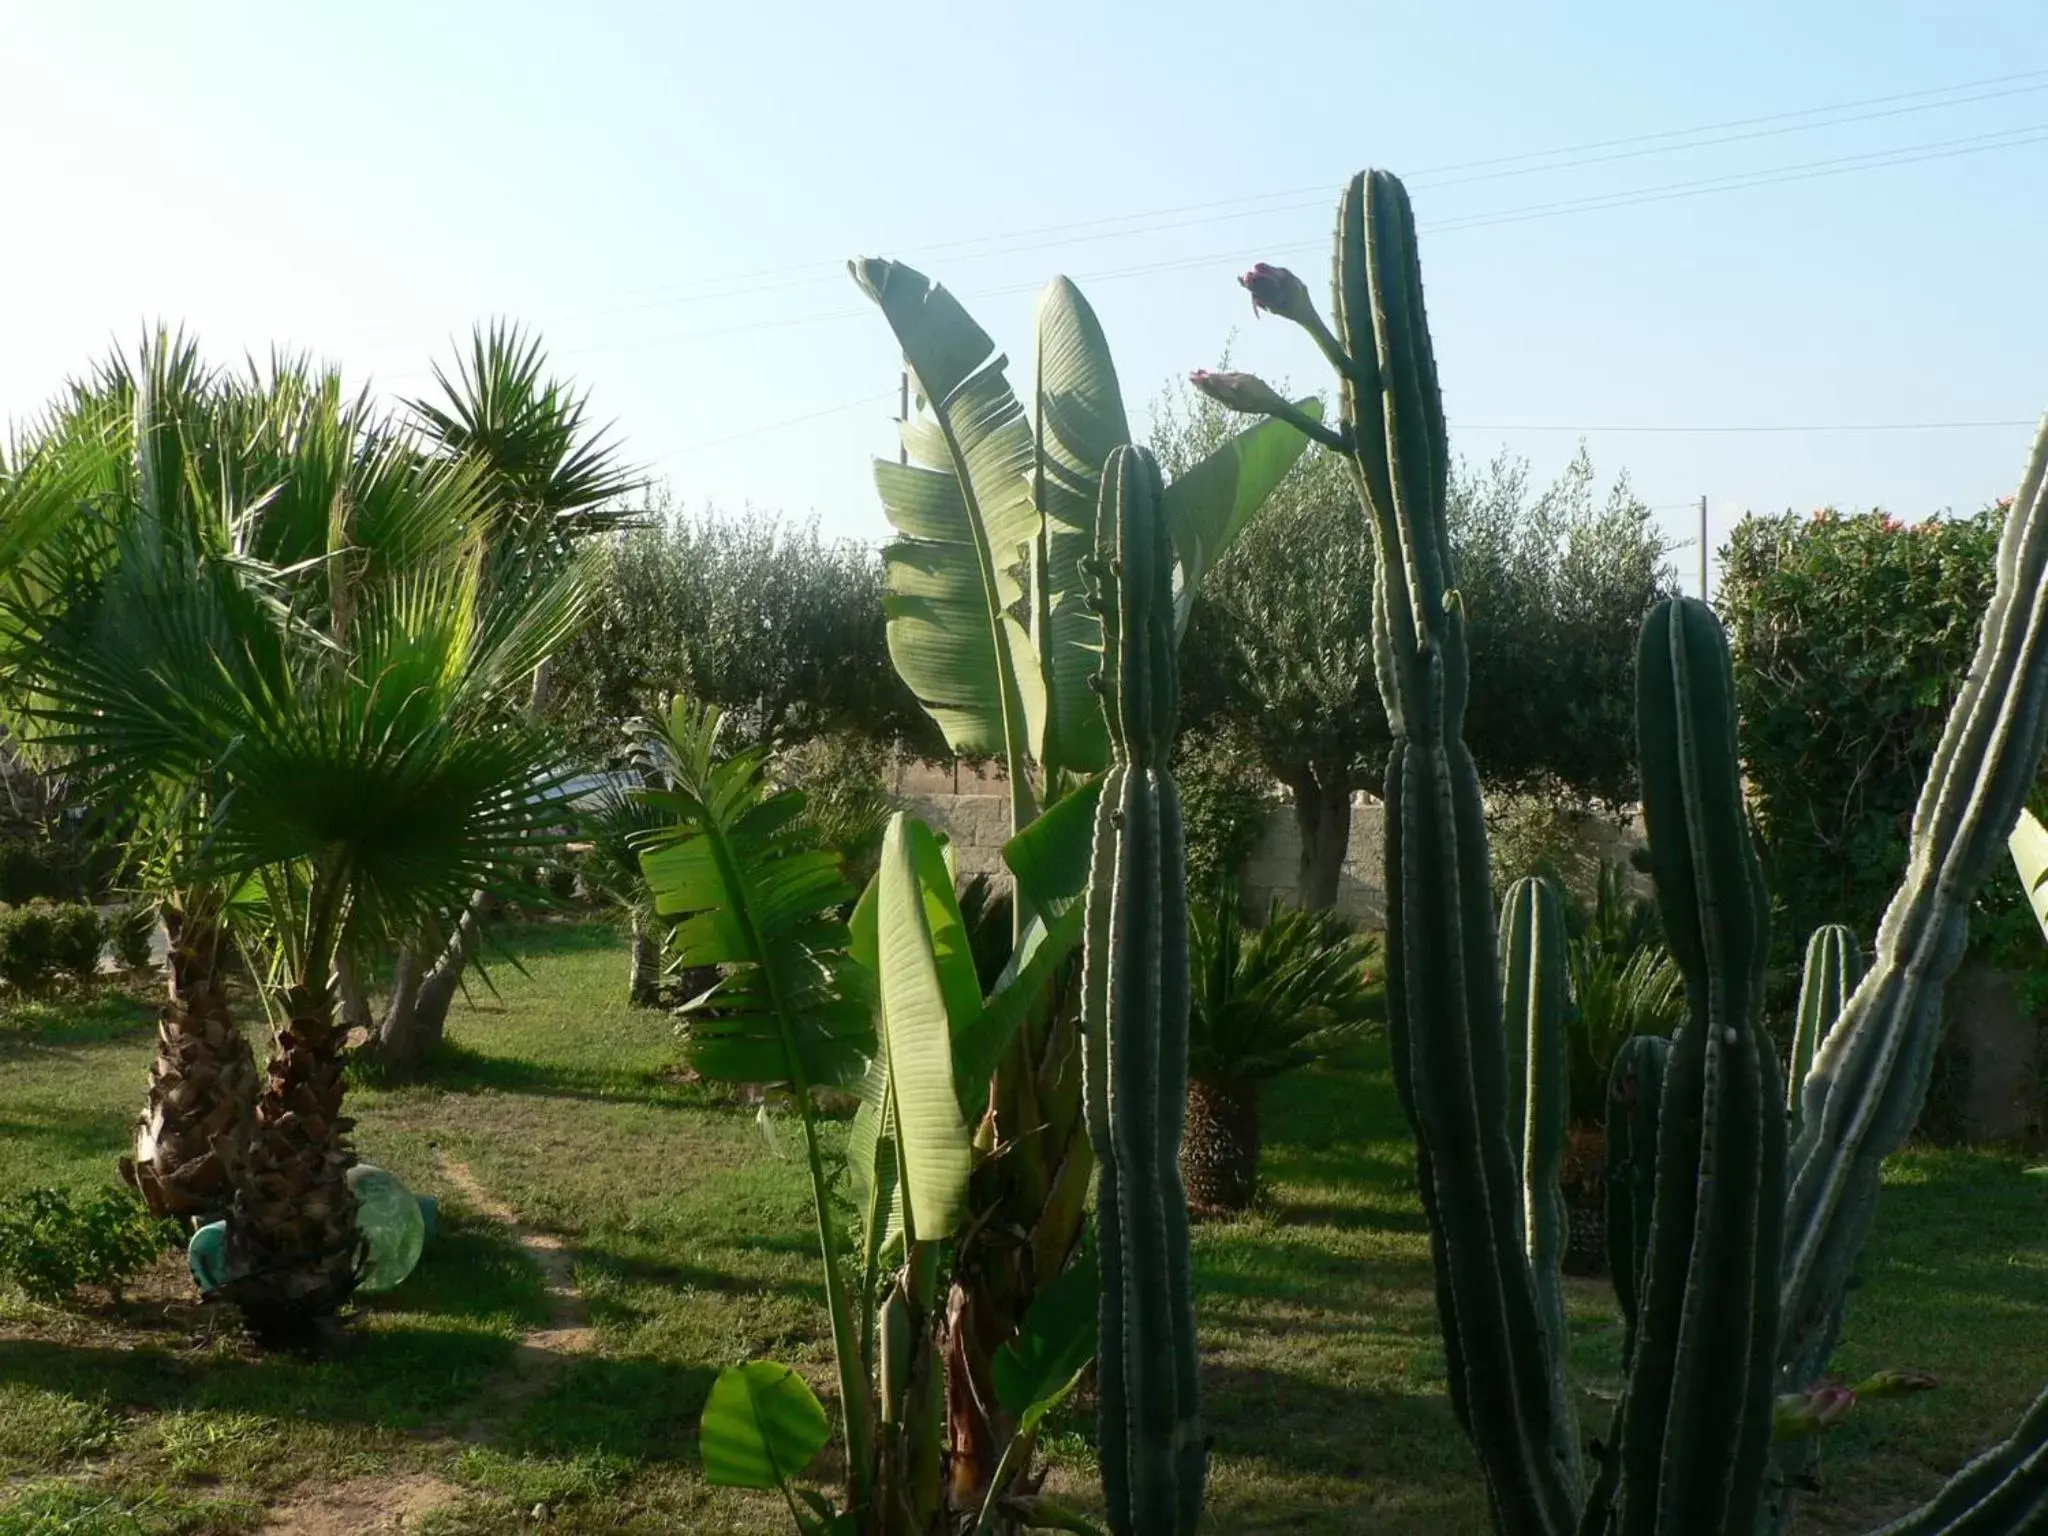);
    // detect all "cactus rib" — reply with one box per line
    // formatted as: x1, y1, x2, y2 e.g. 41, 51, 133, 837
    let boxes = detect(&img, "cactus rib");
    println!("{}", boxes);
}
1788, 925, 1861, 1136
1080, 443, 1203, 1536
1618, 597, 1785, 1536
1343, 169, 1581, 1532
1501, 876, 1573, 1390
